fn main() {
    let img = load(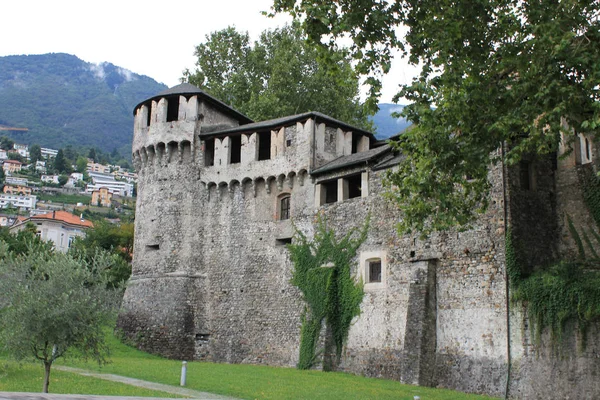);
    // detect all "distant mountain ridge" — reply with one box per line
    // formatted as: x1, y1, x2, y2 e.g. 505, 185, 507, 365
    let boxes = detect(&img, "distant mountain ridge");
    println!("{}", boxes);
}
370, 103, 411, 140
0, 53, 167, 155
0, 53, 406, 154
